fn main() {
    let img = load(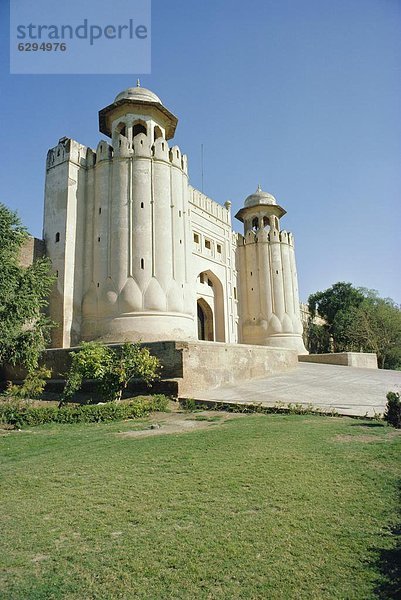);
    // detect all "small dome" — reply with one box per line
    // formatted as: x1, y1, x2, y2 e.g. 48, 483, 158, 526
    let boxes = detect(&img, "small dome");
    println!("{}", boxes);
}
114, 86, 162, 105
244, 185, 277, 208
